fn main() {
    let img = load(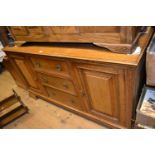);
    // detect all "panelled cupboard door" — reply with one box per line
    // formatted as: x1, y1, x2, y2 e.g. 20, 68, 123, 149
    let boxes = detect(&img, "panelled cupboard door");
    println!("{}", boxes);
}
26, 26, 44, 35
4, 57, 29, 90
76, 64, 127, 126
50, 26, 79, 34
10, 26, 46, 38
9, 54, 43, 93
10, 26, 28, 36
